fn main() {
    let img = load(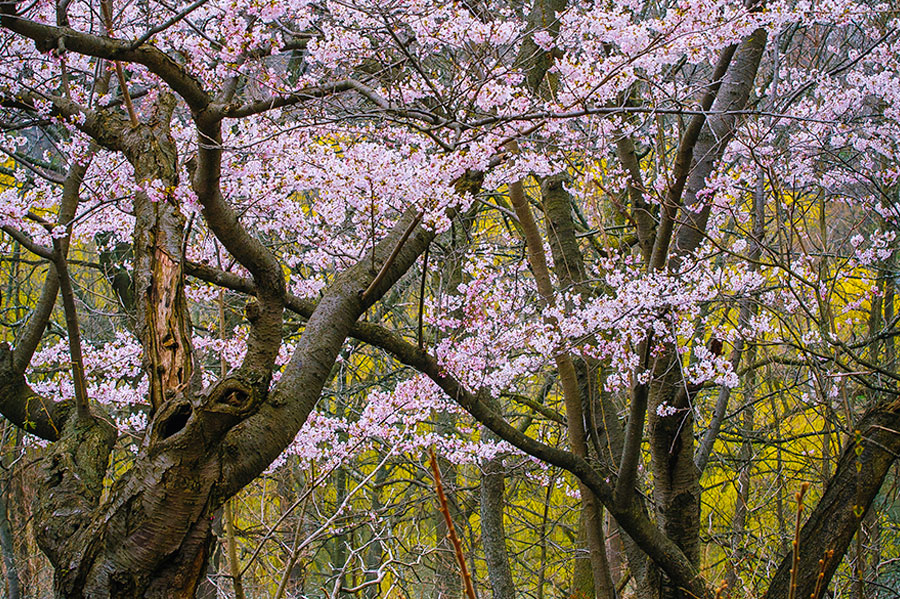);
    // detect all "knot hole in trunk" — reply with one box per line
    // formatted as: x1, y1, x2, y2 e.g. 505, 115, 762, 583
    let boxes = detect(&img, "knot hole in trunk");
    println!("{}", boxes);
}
161, 403, 192, 439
